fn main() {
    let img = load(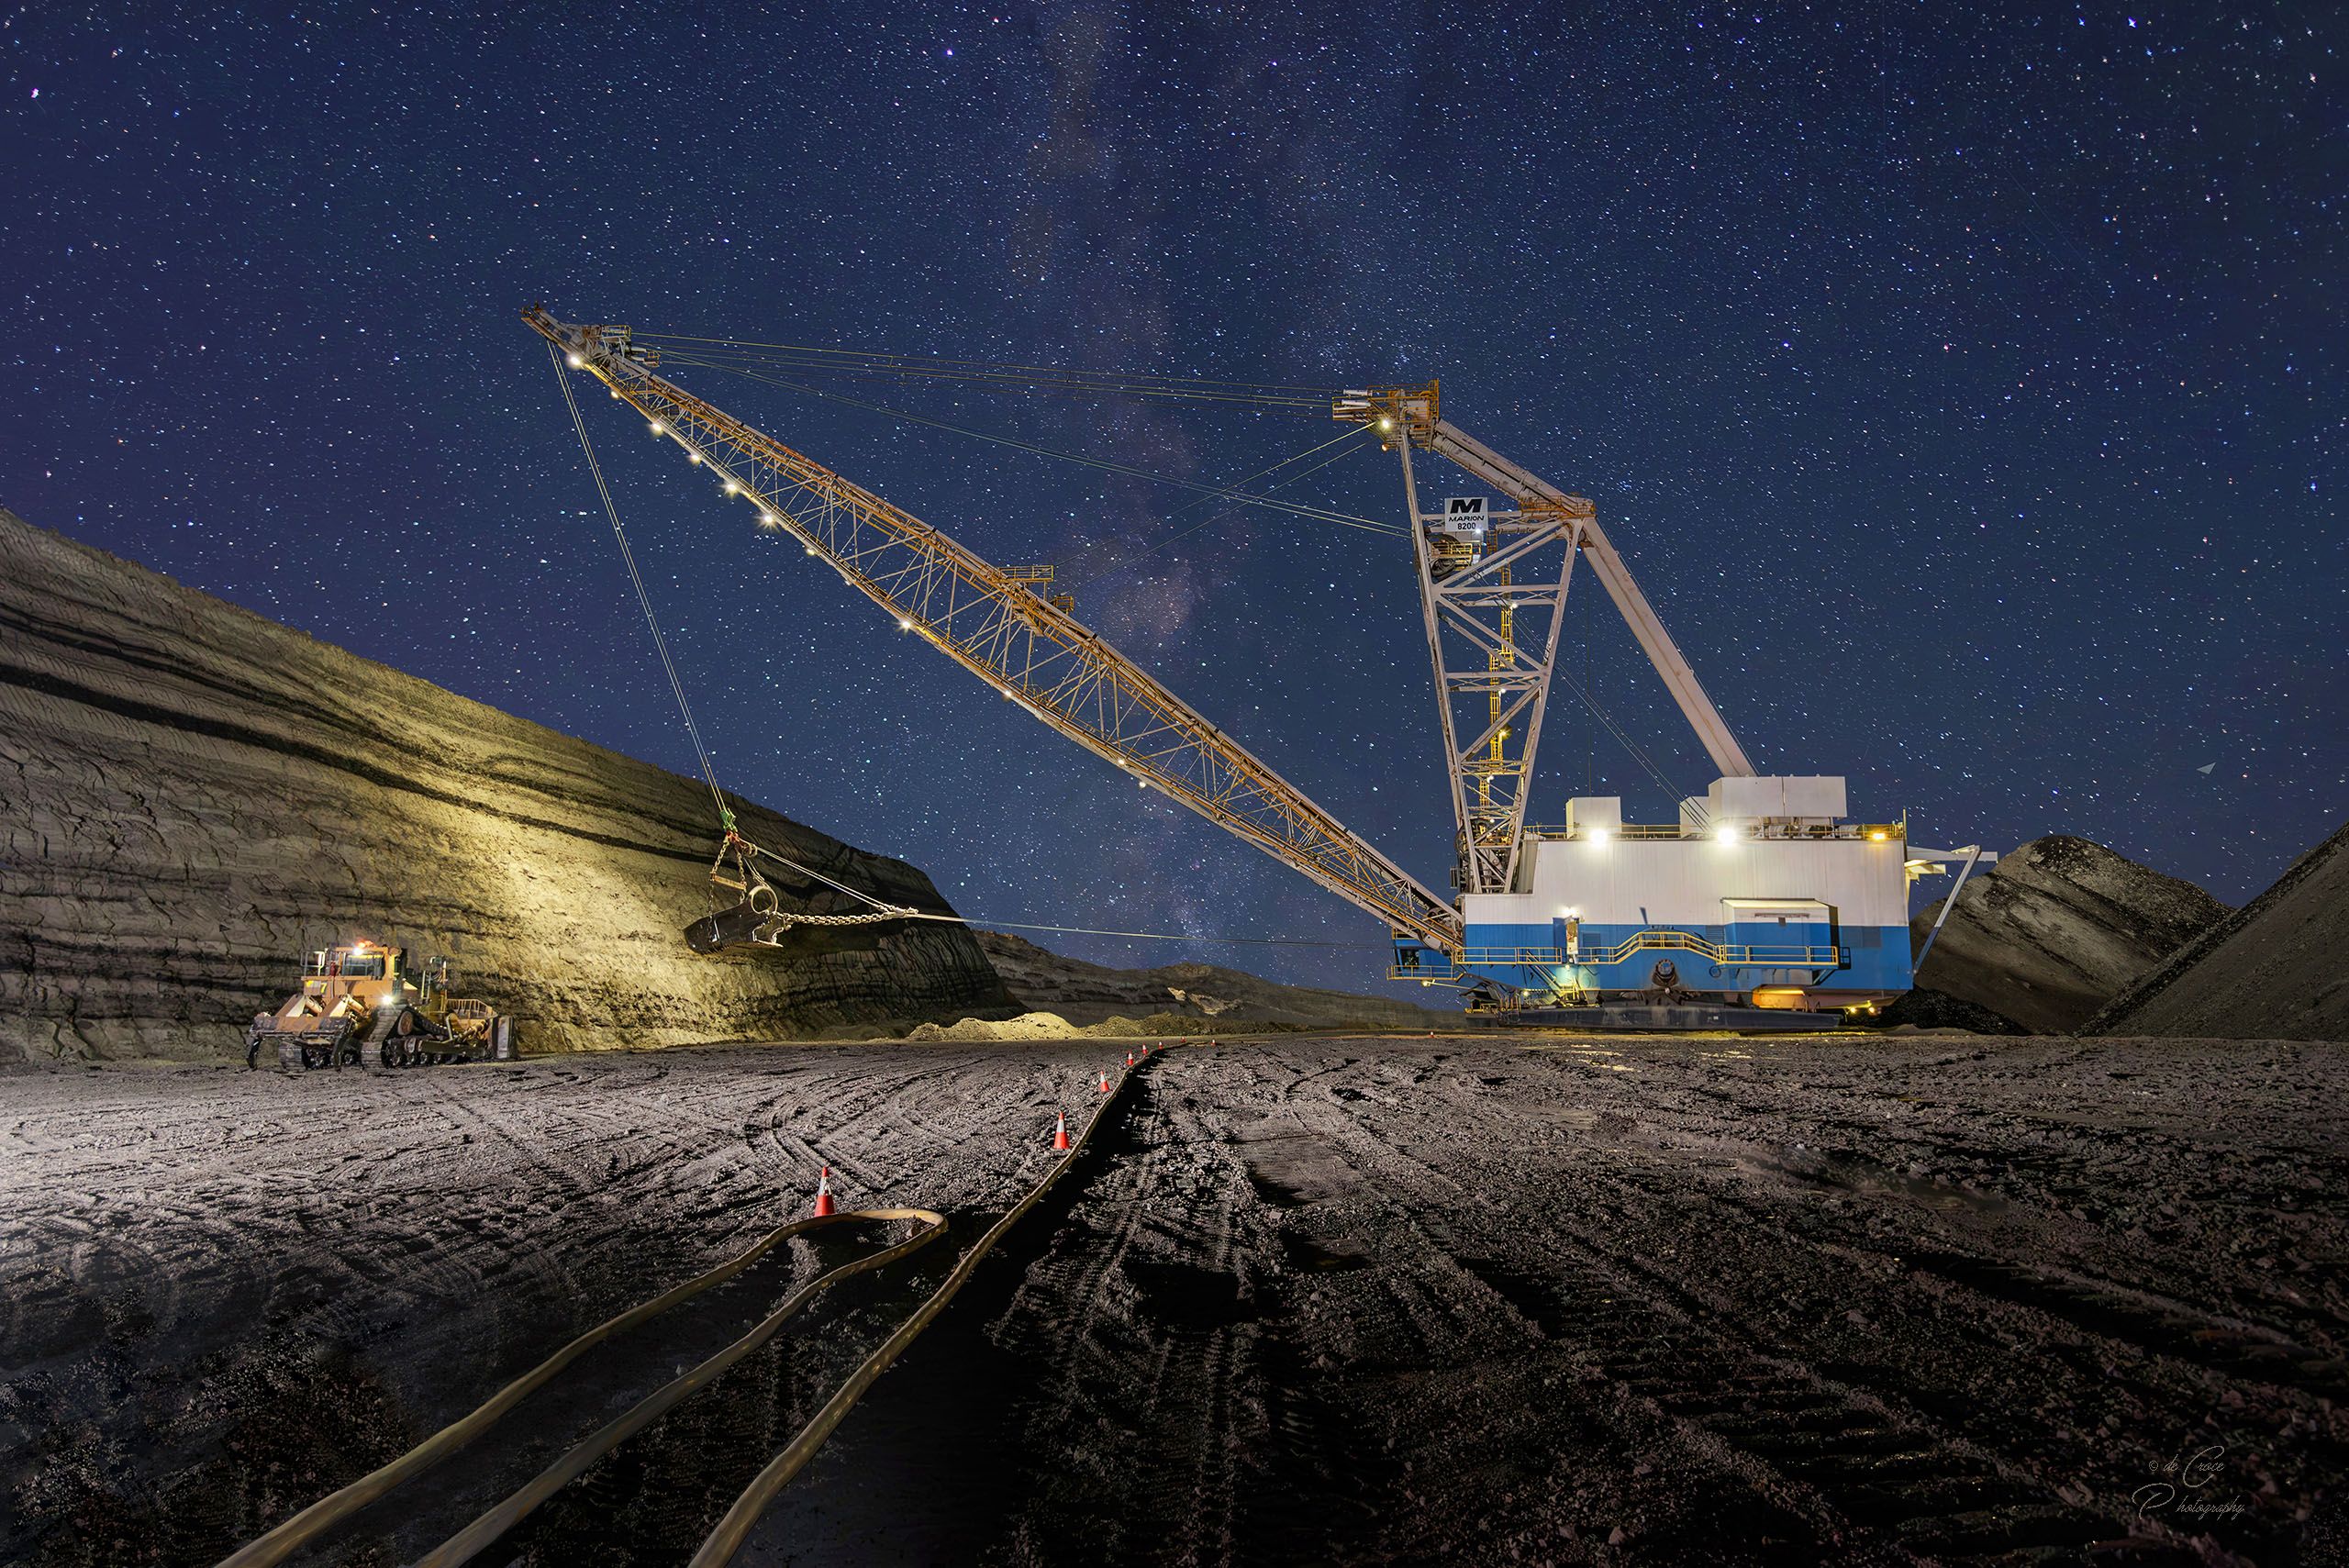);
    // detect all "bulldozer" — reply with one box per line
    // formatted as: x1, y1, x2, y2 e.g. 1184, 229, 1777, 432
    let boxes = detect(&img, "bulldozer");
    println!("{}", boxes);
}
245, 941, 517, 1071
